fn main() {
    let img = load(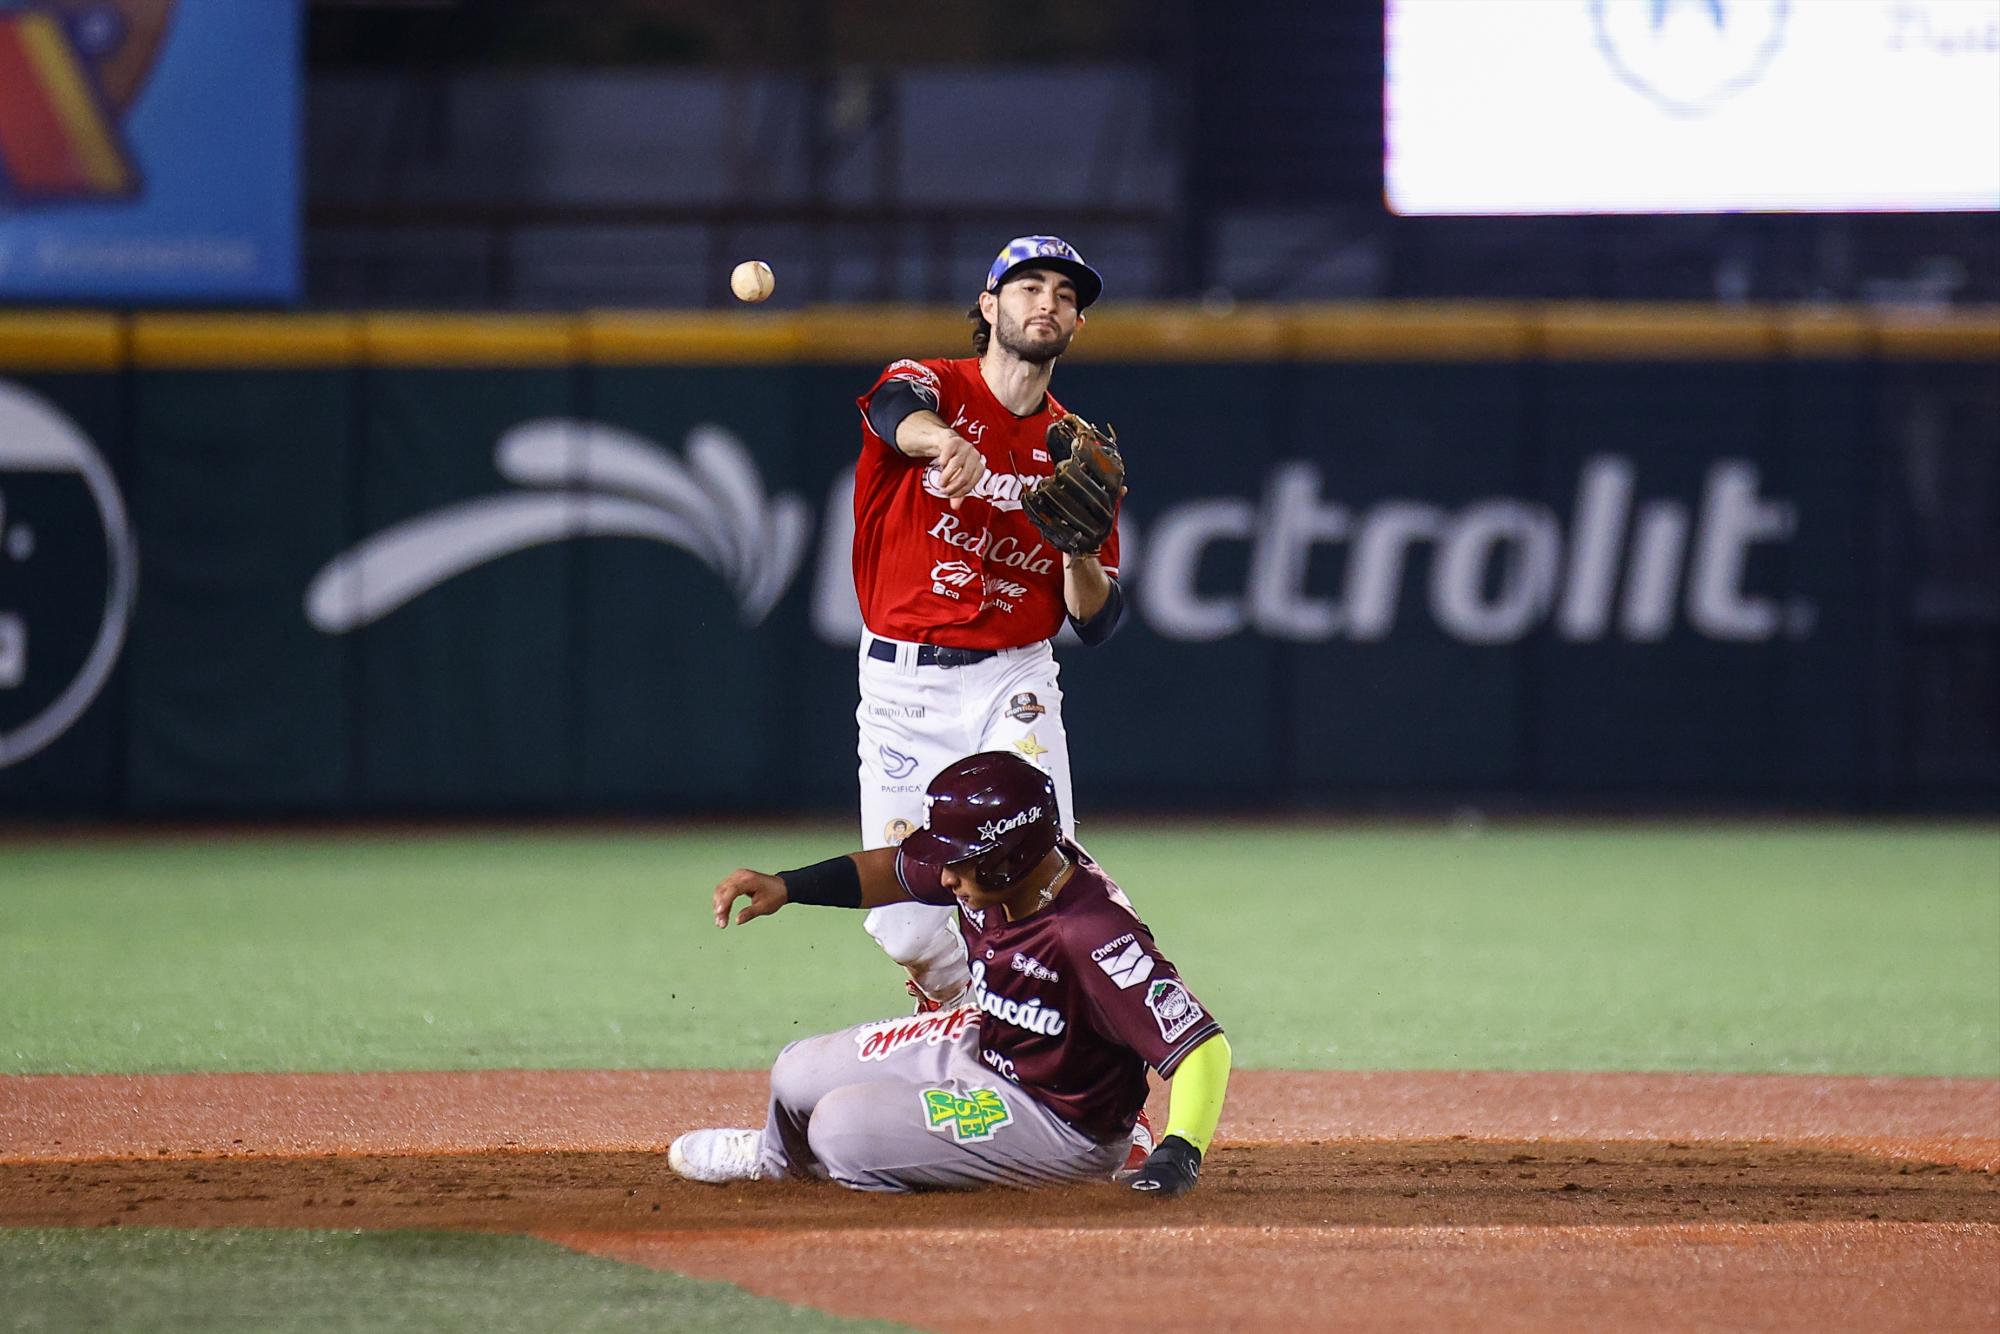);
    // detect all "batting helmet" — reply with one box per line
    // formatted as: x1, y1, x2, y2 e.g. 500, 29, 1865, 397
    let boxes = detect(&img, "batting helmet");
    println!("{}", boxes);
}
899, 752, 1061, 890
